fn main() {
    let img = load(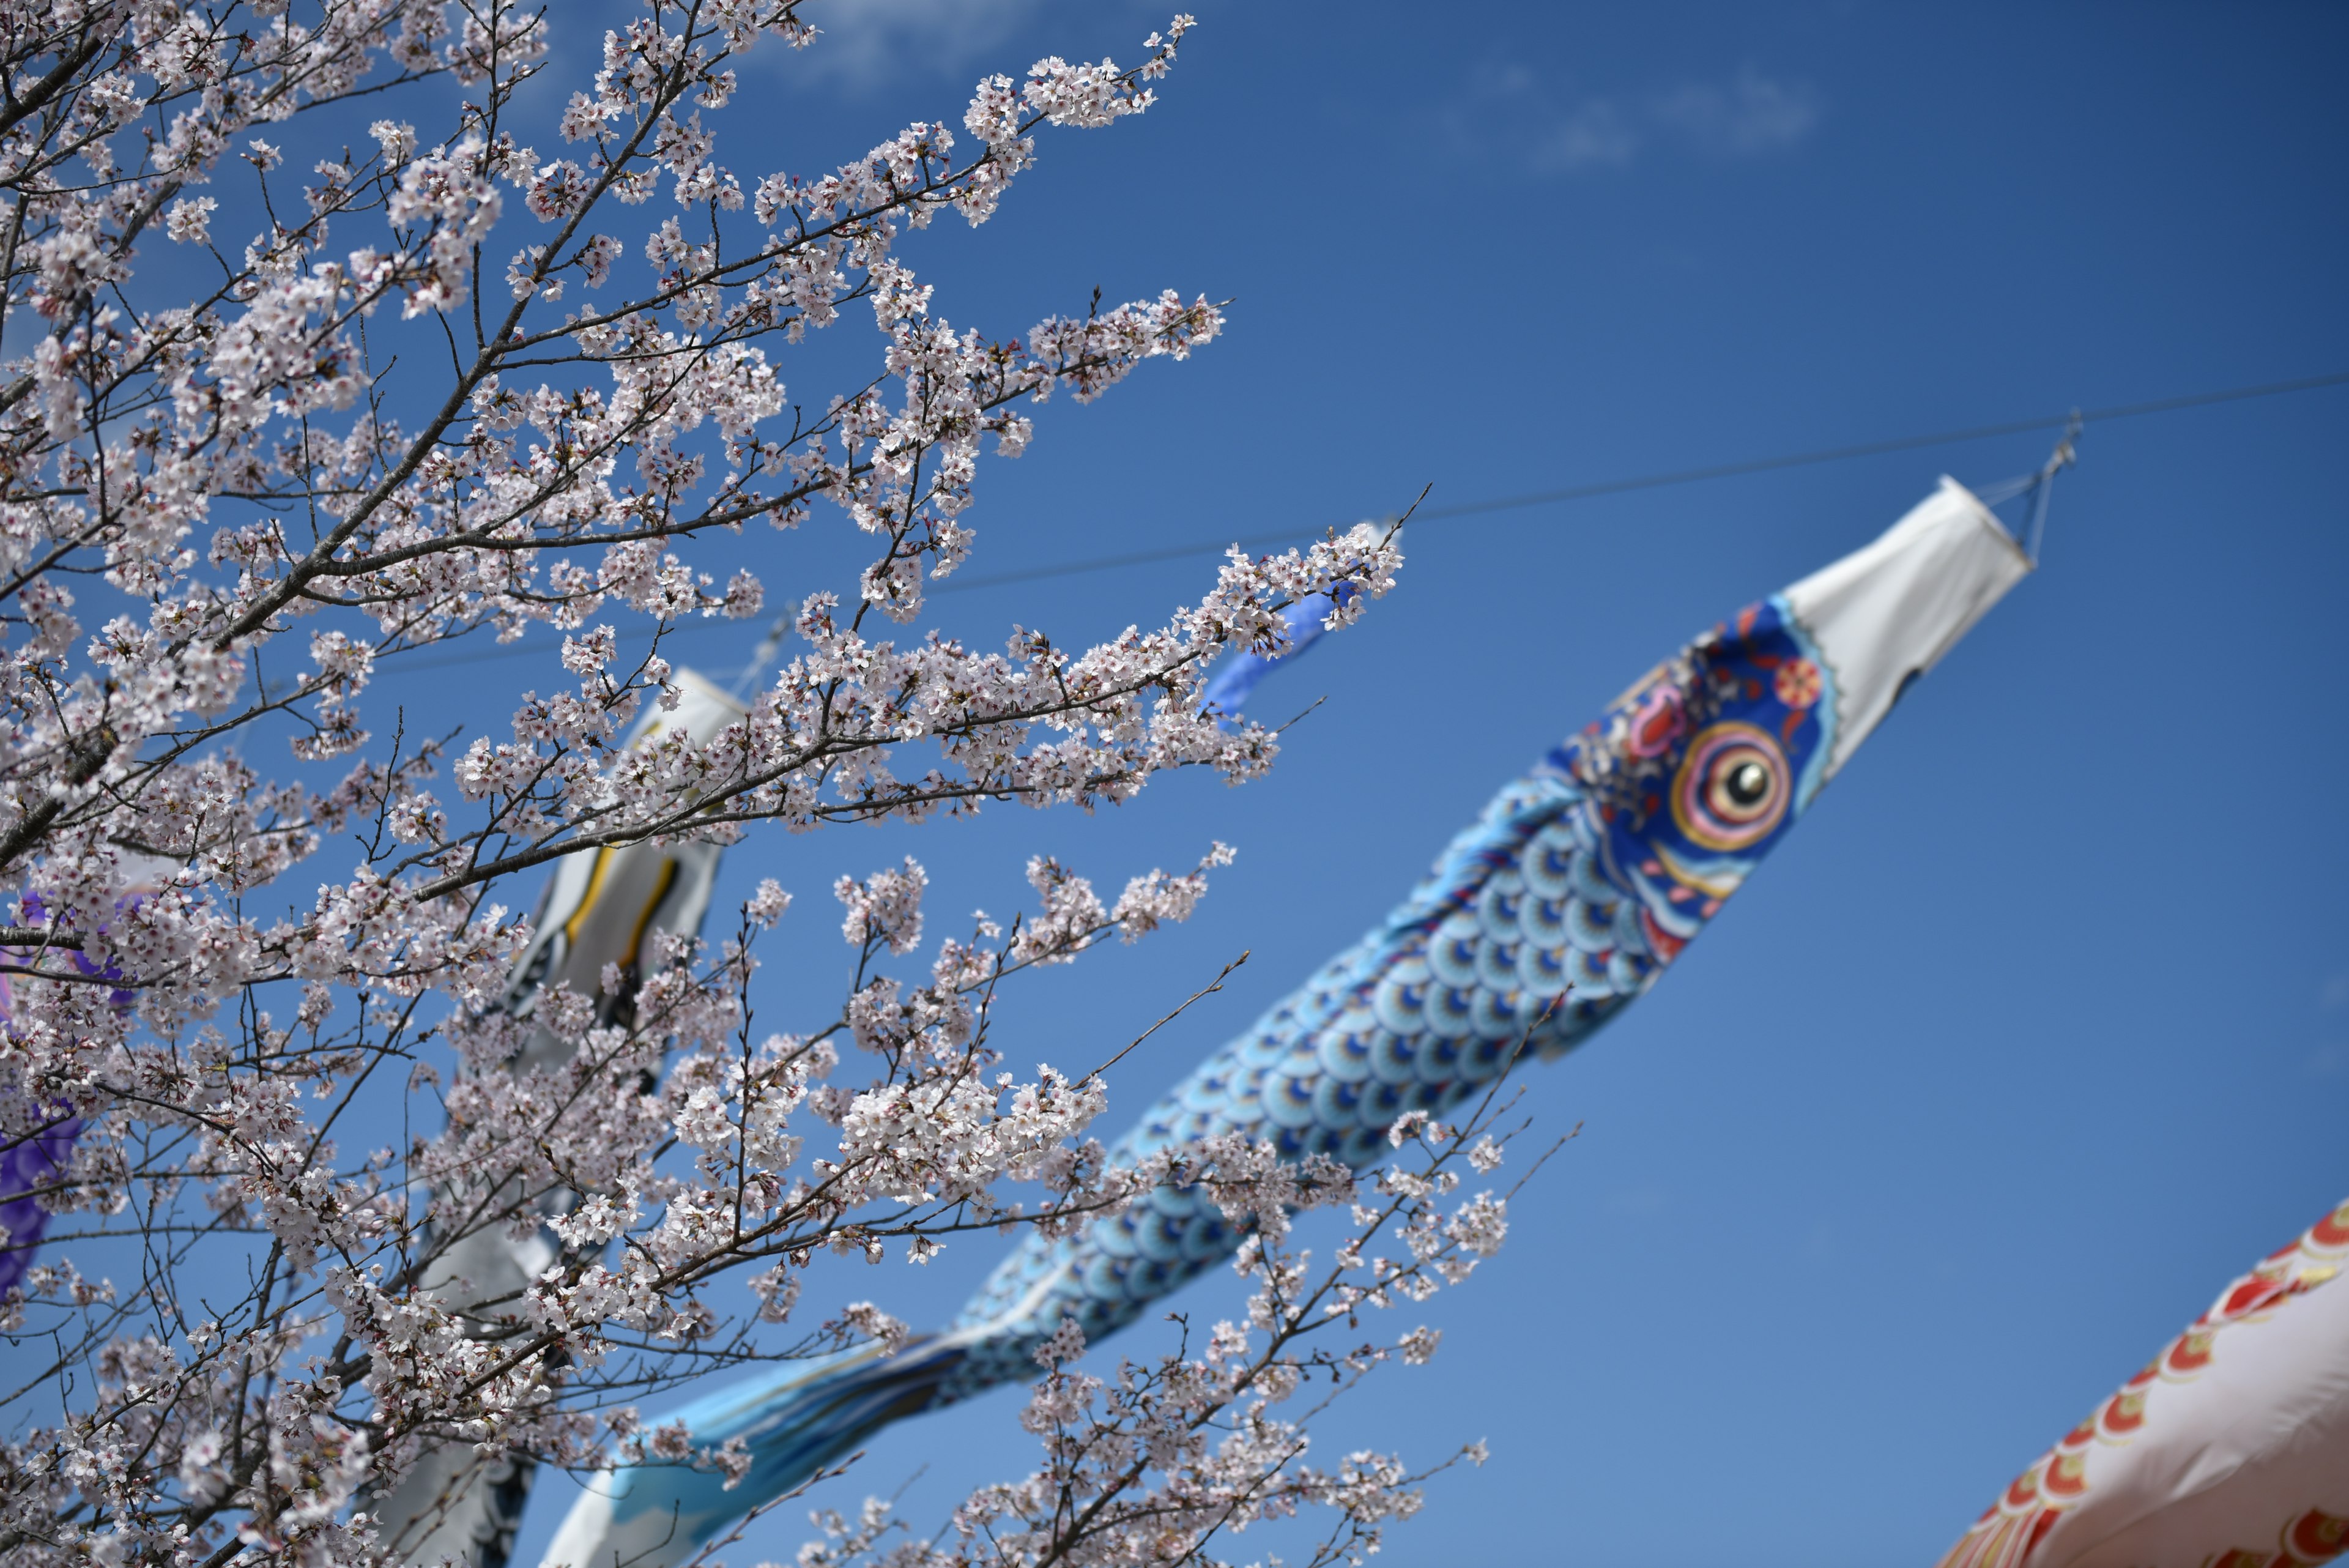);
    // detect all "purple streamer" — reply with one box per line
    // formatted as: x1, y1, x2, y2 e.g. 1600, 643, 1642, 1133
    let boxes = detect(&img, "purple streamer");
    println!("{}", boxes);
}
0, 892, 135, 1295
0, 1100, 81, 1296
